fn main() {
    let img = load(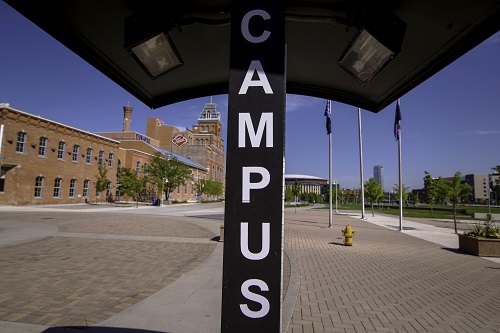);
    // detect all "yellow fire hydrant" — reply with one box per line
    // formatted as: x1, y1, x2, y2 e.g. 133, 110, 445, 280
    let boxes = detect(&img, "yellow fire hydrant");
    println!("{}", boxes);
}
342, 224, 355, 246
